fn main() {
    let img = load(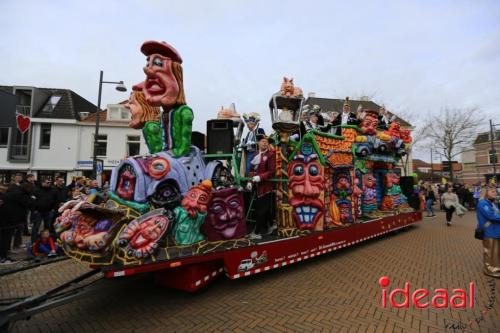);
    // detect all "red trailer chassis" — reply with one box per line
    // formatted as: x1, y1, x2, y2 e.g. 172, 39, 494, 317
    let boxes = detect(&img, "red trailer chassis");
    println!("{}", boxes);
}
101, 211, 422, 292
